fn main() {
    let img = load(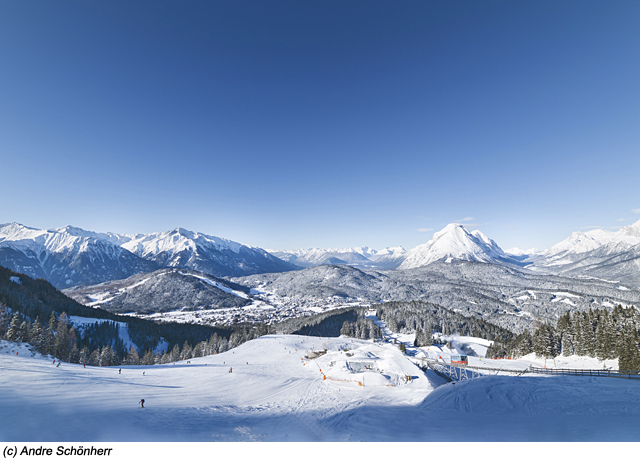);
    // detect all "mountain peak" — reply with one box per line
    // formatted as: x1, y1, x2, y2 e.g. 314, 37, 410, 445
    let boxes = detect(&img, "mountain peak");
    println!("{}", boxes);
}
399, 223, 510, 269
171, 227, 195, 239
